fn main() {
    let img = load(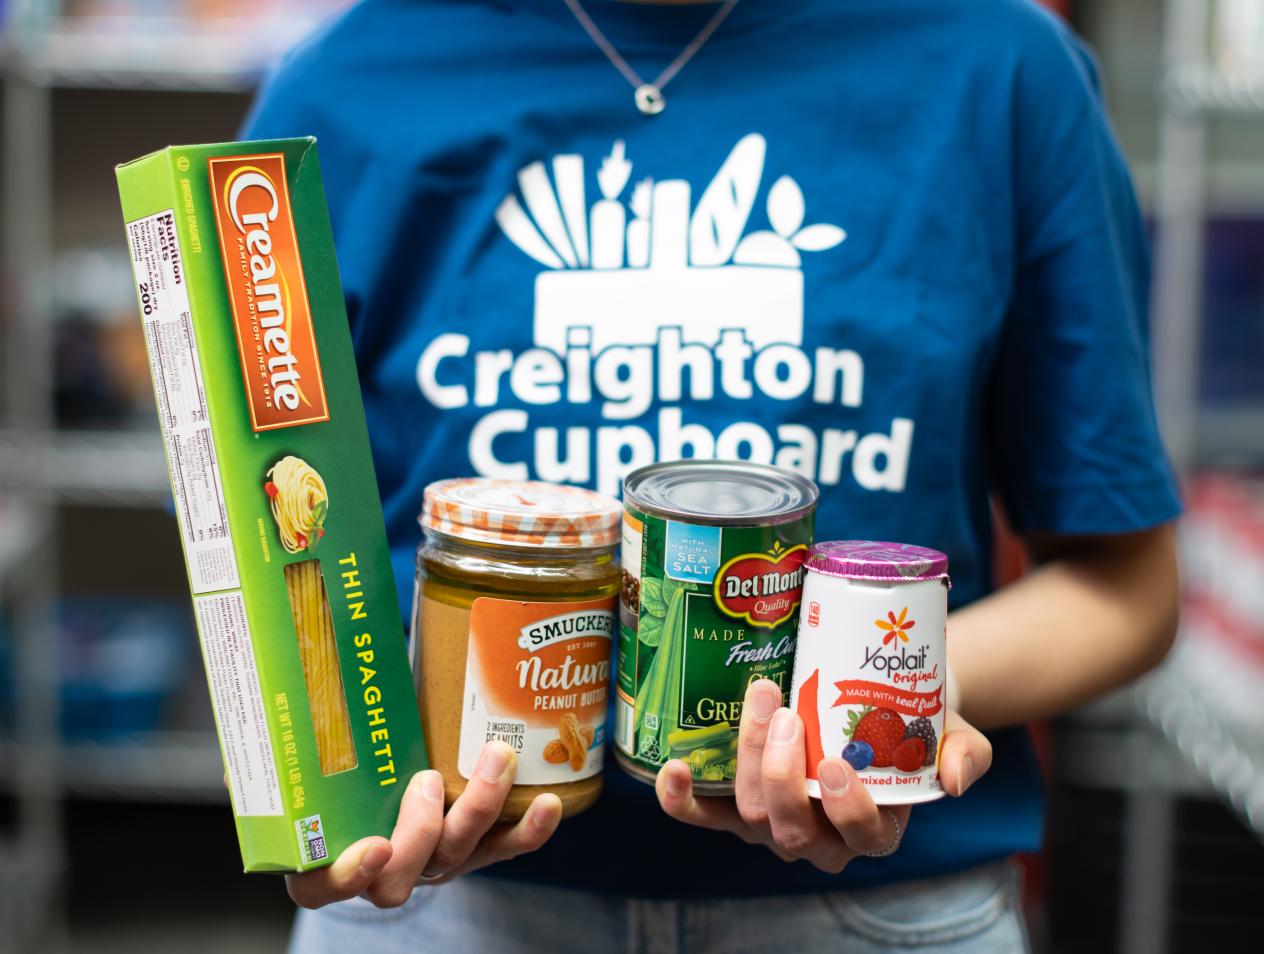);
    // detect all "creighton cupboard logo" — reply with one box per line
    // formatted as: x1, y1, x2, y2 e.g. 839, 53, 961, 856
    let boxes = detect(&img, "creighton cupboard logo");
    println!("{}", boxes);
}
209, 153, 329, 432
416, 133, 917, 495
